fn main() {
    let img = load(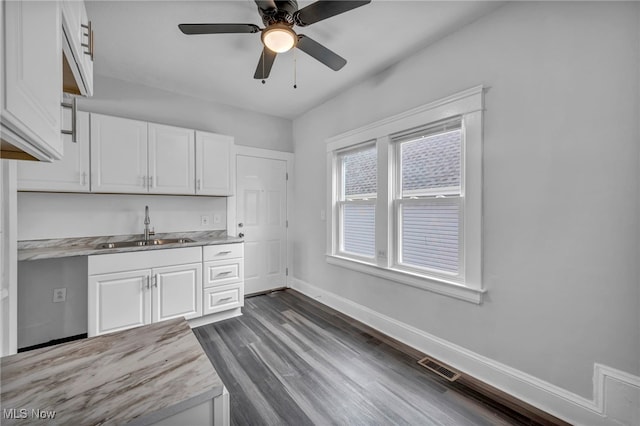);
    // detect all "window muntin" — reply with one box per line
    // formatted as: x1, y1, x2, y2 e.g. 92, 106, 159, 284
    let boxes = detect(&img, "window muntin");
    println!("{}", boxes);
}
395, 124, 463, 277
337, 144, 377, 259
